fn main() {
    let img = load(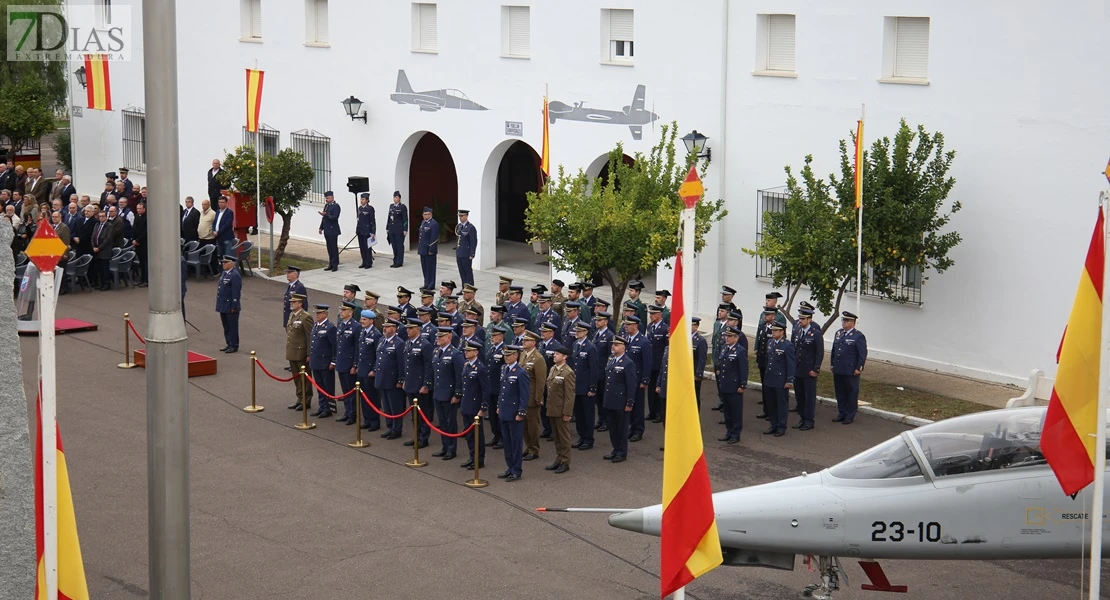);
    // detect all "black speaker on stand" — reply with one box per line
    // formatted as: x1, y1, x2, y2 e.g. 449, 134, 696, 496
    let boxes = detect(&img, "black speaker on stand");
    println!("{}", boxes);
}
339, 176, 371, 257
